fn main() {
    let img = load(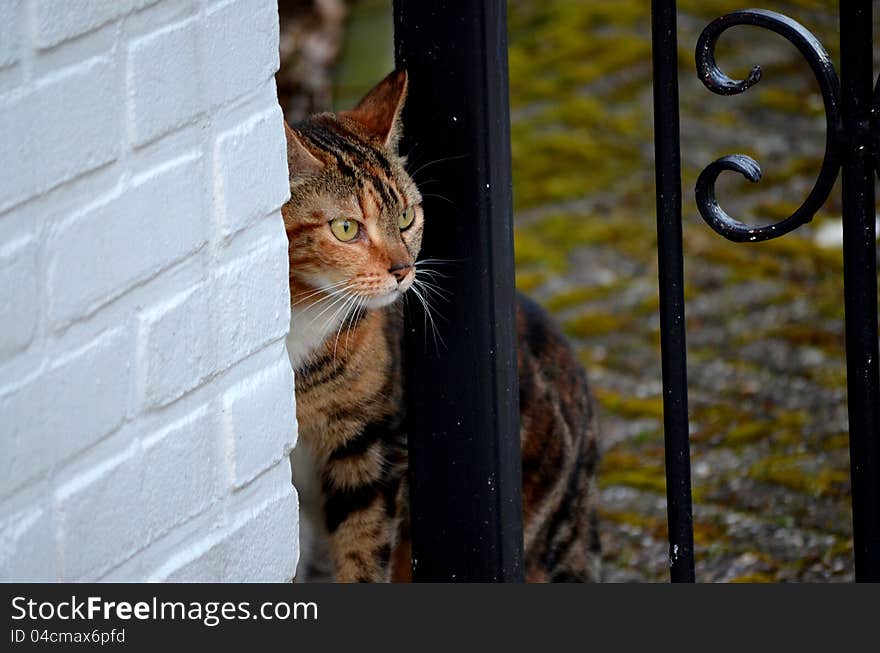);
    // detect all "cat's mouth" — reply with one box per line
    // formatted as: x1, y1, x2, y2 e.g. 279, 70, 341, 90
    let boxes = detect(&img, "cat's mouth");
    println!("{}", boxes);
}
364, 277, 413, 309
